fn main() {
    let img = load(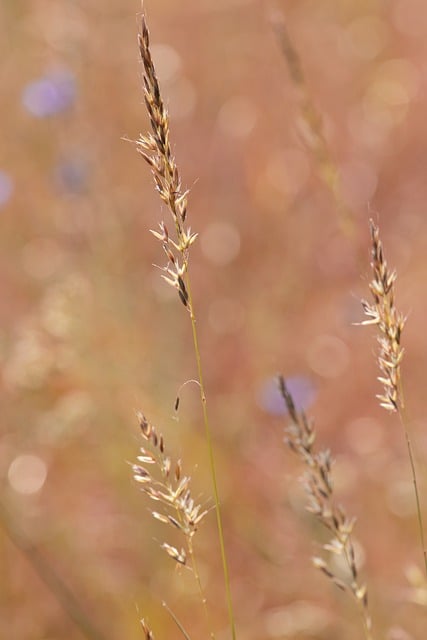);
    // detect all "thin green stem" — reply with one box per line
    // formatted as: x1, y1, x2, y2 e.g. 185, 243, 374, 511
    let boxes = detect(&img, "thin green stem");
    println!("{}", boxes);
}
185, 275, 237, 640
397, 387, 427, 578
